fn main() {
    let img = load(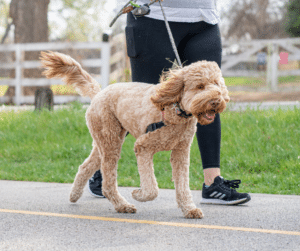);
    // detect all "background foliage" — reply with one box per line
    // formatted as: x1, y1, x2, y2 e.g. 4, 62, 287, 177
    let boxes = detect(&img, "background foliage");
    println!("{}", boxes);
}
285, 0, 300, 37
